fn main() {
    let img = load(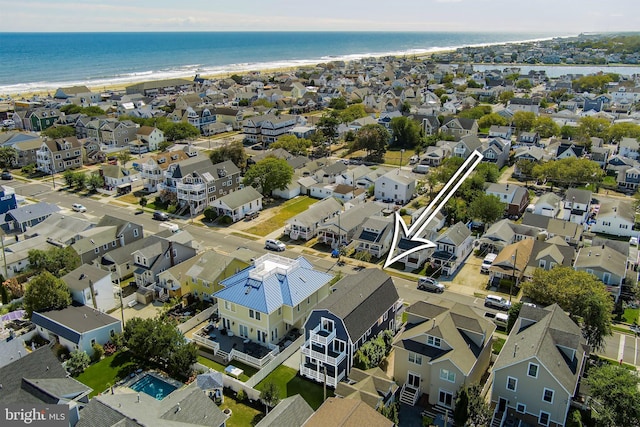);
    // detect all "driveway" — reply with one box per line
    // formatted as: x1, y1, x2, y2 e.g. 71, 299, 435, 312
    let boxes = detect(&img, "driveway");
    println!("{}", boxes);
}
444, 254, 491, 297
